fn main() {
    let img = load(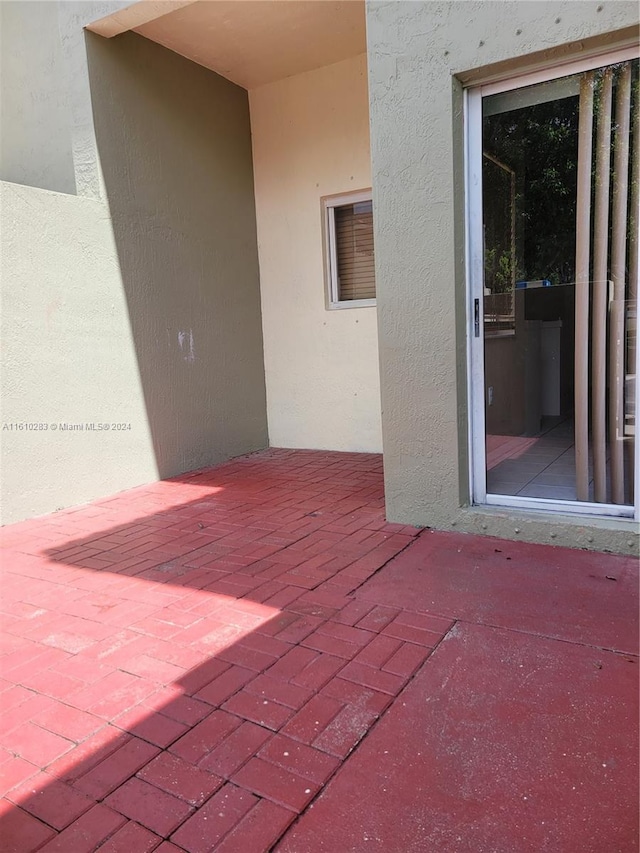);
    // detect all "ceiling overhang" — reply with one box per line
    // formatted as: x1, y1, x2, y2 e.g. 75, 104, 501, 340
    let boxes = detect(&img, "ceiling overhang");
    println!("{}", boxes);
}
87, 0, 367, 90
